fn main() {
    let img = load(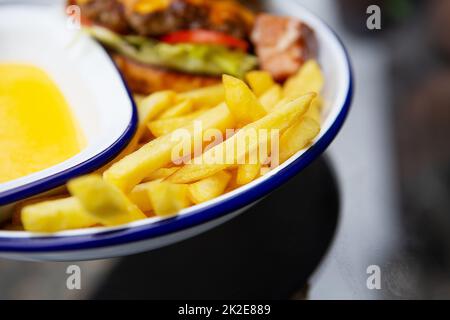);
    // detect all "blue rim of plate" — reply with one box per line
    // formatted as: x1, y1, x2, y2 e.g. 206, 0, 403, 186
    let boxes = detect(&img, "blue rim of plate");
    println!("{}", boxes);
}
0, 36, 139, 206
0, 8, 353, 253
